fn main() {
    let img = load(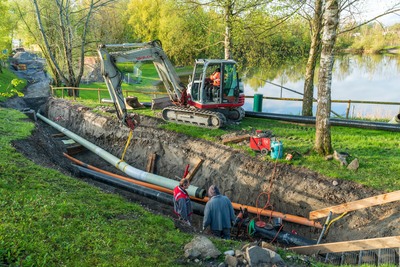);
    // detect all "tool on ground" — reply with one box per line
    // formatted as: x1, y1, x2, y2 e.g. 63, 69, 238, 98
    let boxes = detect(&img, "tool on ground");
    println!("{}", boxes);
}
317, 211, 333, 244
249, 130, 273, 155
